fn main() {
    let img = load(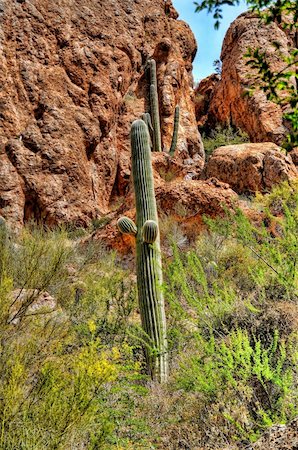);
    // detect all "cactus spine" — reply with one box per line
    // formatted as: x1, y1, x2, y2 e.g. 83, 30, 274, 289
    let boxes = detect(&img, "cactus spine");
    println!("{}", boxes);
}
148, 59, 162, 152
169, 105, 180, 156
118, 119, 168, 382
